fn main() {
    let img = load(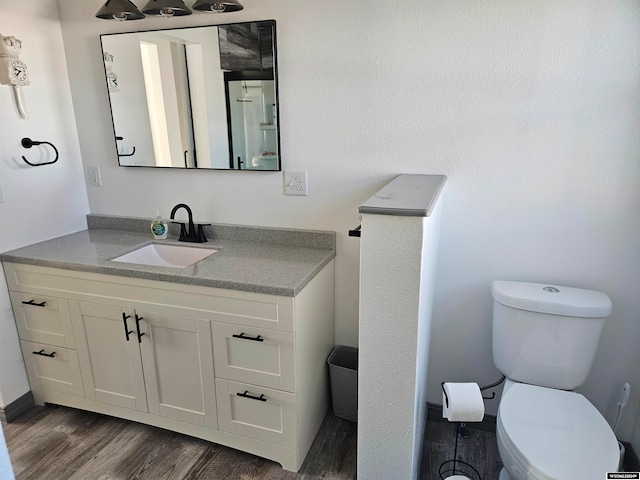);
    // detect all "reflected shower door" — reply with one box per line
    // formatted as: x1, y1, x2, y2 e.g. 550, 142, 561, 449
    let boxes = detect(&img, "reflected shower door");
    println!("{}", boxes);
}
225, 72, 277, 170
